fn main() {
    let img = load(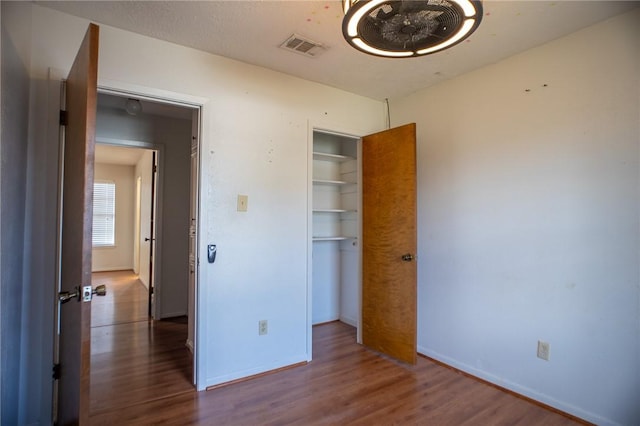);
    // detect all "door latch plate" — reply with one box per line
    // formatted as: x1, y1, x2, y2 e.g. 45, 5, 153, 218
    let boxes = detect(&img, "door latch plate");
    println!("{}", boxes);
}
83, 285, 92, 302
